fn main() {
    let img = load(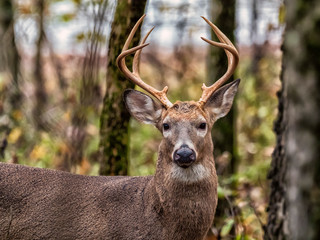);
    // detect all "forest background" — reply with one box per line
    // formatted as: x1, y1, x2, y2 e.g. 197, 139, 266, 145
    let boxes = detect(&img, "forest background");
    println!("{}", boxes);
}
1, 0, 319, 239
